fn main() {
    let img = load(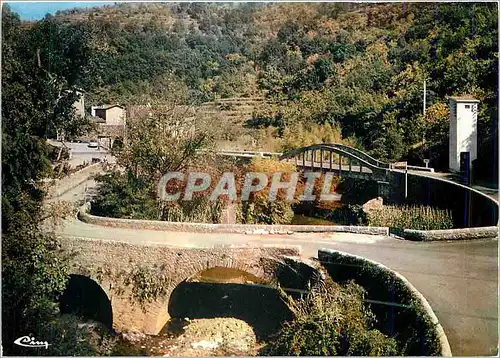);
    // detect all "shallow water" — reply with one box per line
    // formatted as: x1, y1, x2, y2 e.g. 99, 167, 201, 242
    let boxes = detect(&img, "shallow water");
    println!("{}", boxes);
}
189, 267, 267, 284
291, 214, 336, 226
